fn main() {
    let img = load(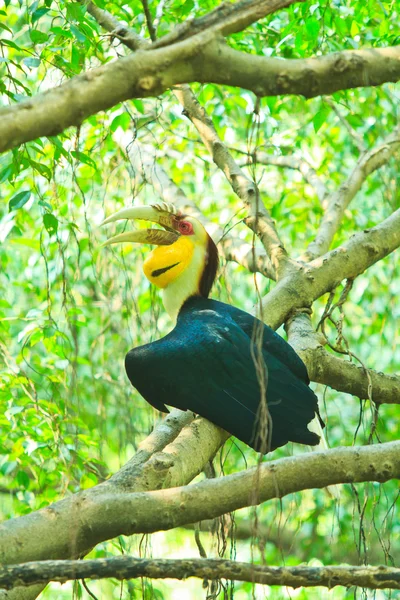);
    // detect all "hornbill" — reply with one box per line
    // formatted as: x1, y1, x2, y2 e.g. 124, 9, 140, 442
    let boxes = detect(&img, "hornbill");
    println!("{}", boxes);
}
102, 203, 324, 453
